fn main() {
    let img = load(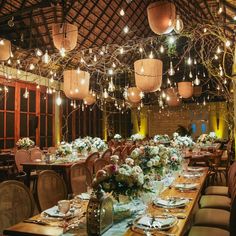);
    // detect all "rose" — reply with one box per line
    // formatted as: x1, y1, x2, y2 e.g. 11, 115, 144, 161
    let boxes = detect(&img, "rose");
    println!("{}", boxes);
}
147, 160, 153, 167
104, 164, 117, 175
111, 155, 119, 164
